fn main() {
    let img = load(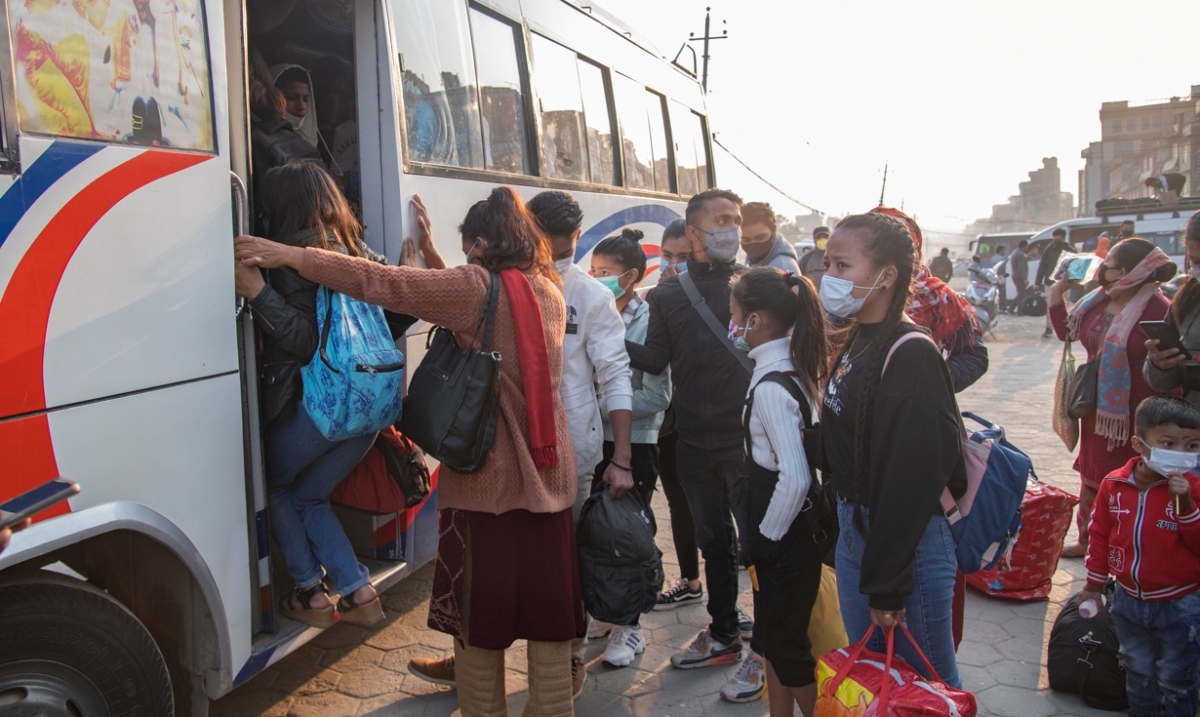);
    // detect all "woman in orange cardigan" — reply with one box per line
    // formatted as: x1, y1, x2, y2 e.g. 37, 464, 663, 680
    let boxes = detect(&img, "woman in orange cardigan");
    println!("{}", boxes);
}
236, 187, 584, 716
